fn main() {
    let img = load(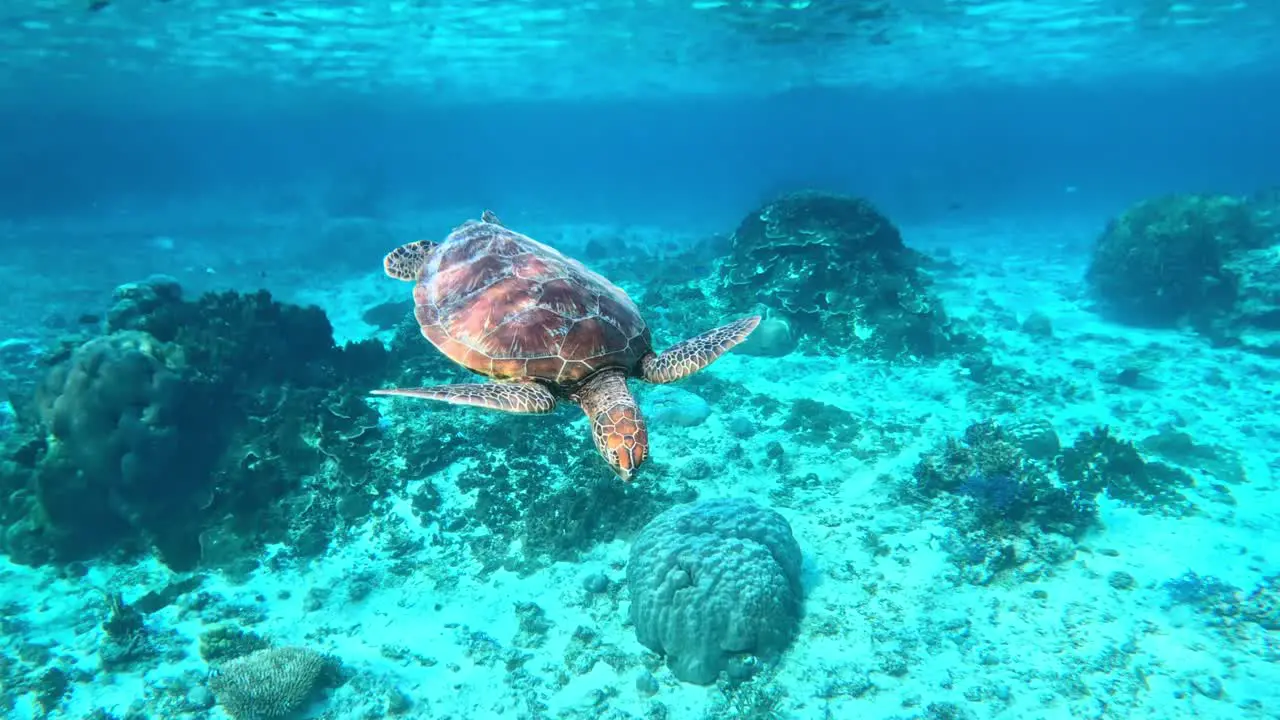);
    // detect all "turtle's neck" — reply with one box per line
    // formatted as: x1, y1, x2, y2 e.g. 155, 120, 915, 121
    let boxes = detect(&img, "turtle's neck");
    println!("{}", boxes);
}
568, 368, 631, 413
